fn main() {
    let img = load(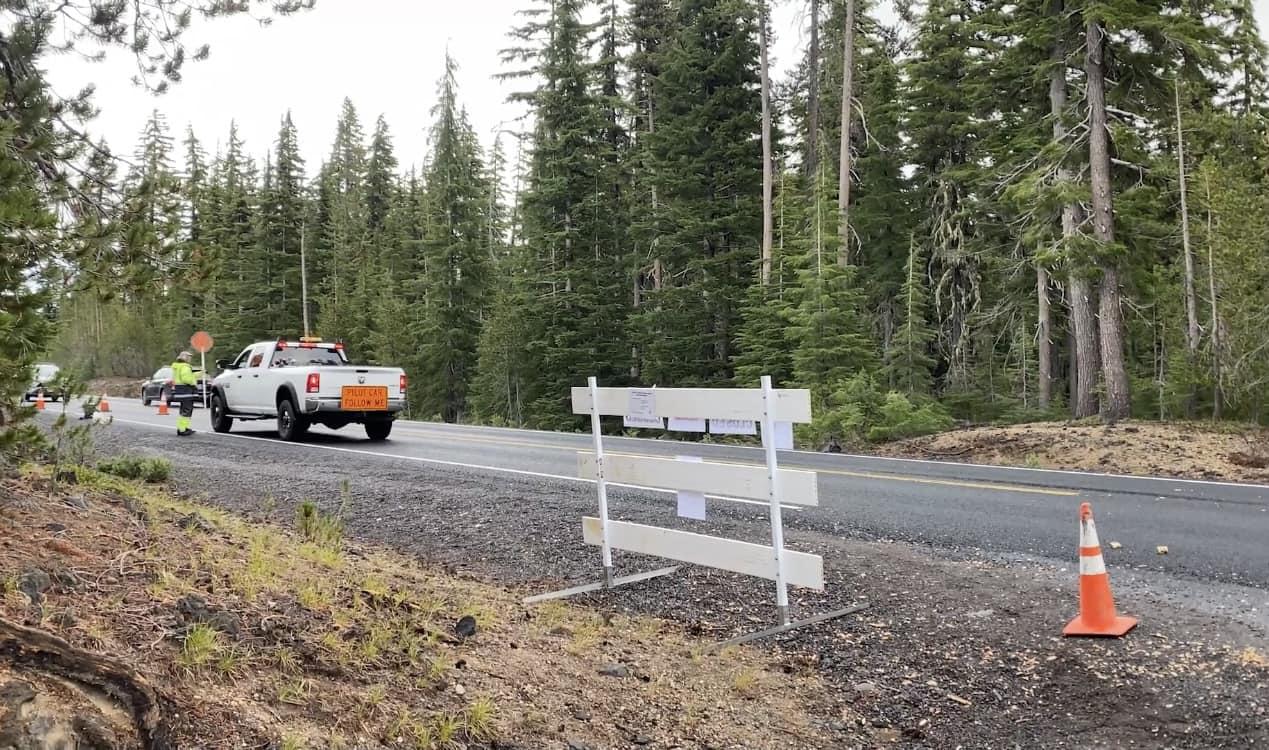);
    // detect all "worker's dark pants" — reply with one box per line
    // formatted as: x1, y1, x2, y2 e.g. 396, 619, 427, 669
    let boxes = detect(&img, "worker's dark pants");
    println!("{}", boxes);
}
173, 385, 196, 430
